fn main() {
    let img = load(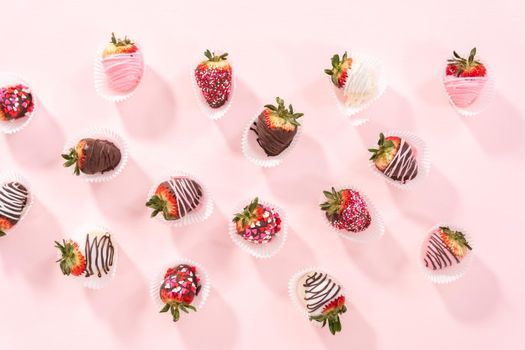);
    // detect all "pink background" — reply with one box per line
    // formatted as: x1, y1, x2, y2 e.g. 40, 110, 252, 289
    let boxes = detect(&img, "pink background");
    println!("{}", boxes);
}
0, 0, 523, 349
